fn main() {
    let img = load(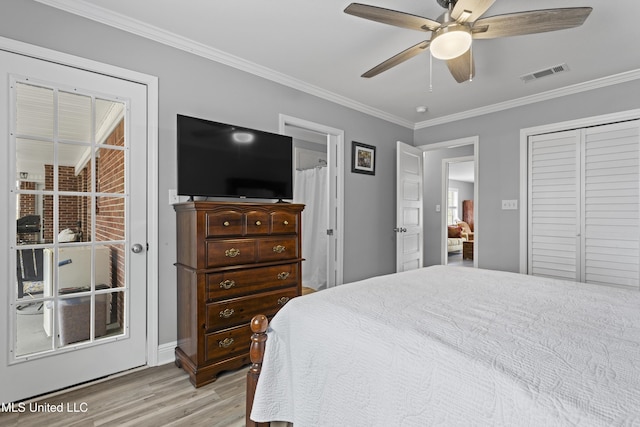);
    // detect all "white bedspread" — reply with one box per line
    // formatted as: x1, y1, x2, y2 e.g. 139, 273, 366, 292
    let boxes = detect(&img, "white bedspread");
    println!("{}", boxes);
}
250, 266, 640, 426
